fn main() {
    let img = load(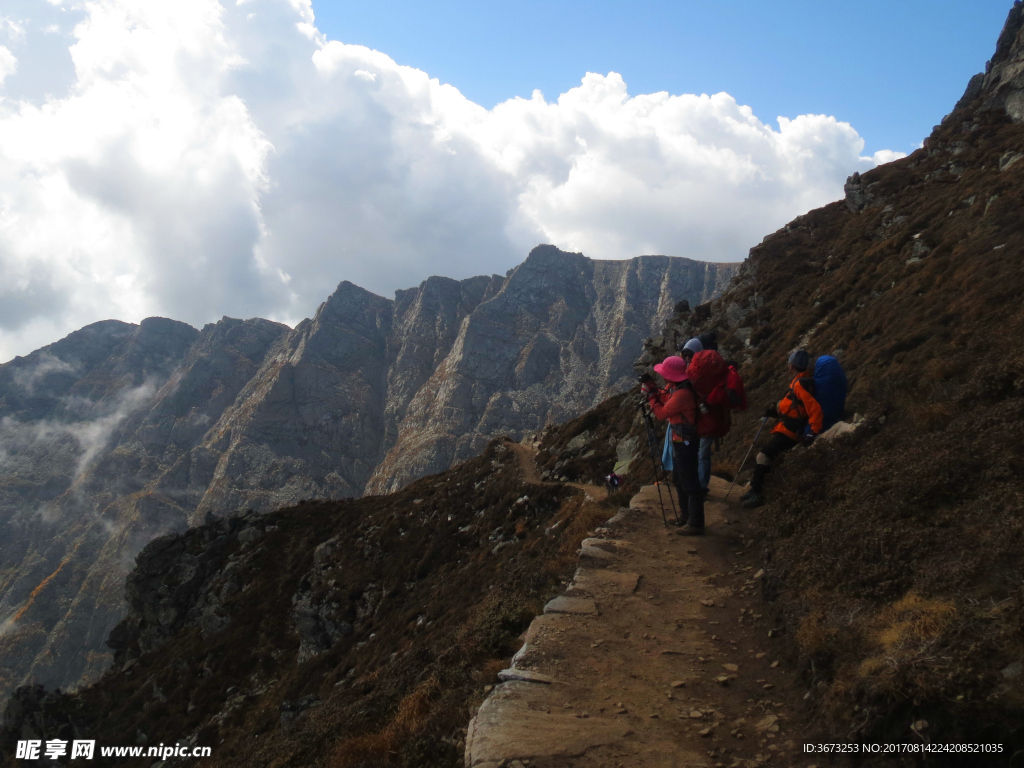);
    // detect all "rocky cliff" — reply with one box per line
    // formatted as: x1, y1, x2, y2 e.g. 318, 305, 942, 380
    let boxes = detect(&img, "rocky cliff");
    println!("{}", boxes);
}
0, 246, 736, 701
